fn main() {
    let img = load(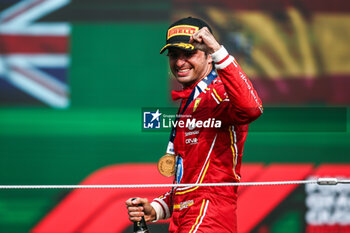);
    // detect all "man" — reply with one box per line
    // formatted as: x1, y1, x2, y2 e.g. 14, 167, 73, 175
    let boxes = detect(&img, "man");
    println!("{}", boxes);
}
126, 17, 263, 232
